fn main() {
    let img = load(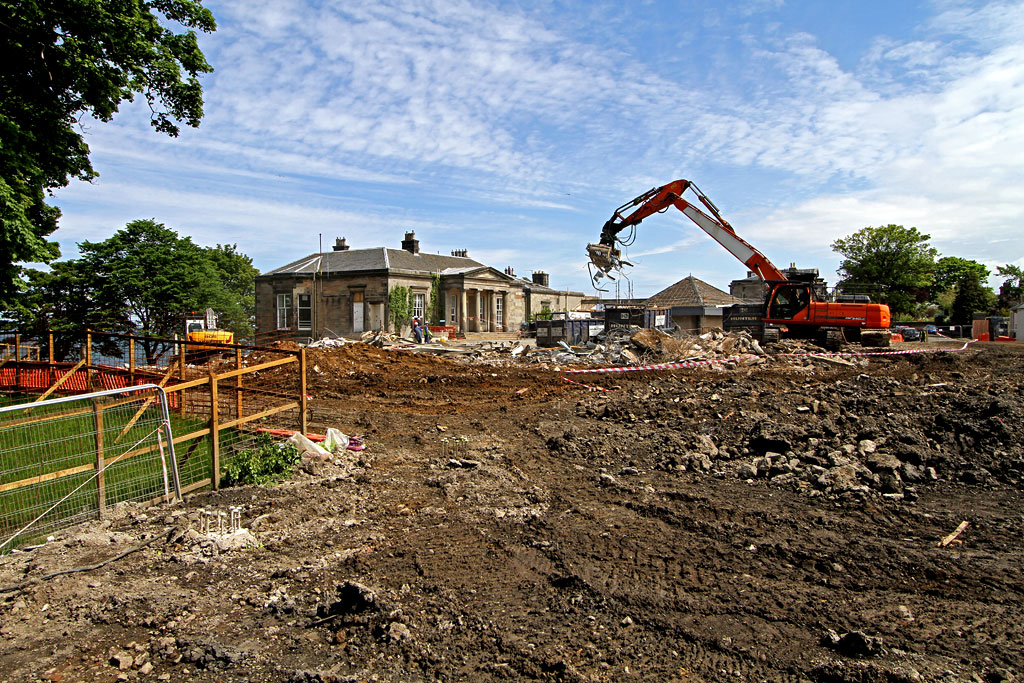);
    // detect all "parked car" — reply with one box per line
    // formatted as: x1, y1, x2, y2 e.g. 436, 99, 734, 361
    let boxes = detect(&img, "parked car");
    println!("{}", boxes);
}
893, 326, 921, 342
